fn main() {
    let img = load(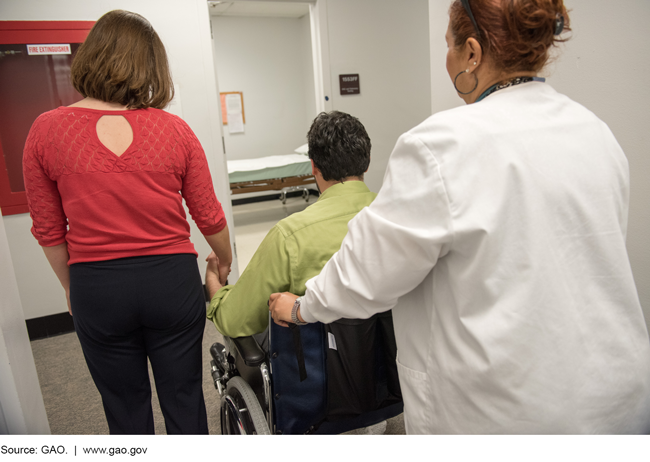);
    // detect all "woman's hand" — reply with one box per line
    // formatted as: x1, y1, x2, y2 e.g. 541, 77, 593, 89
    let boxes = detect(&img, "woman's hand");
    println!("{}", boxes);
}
206, 251, 230, 285
218, 261, 231, 286
268, 292, 300, 327
205, 252, 224, 299
204, 228, 232, 286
